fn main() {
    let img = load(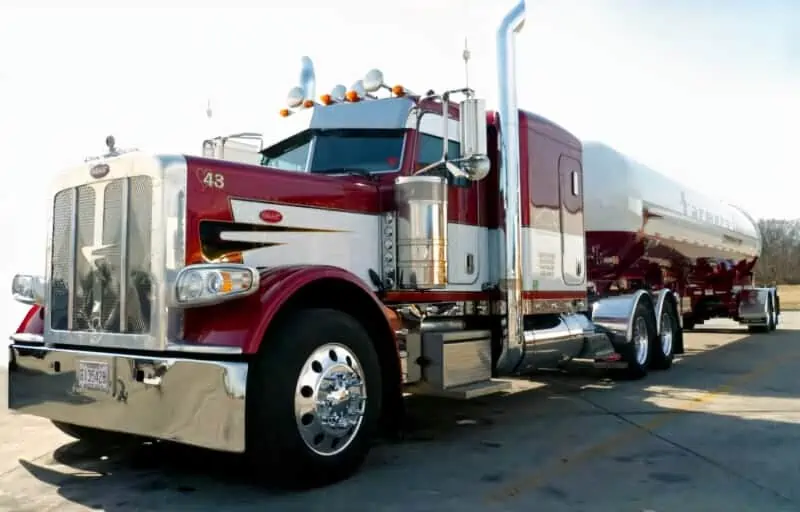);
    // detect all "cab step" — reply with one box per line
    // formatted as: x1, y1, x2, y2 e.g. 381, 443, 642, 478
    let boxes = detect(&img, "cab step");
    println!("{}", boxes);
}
411, 379, 513, 400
